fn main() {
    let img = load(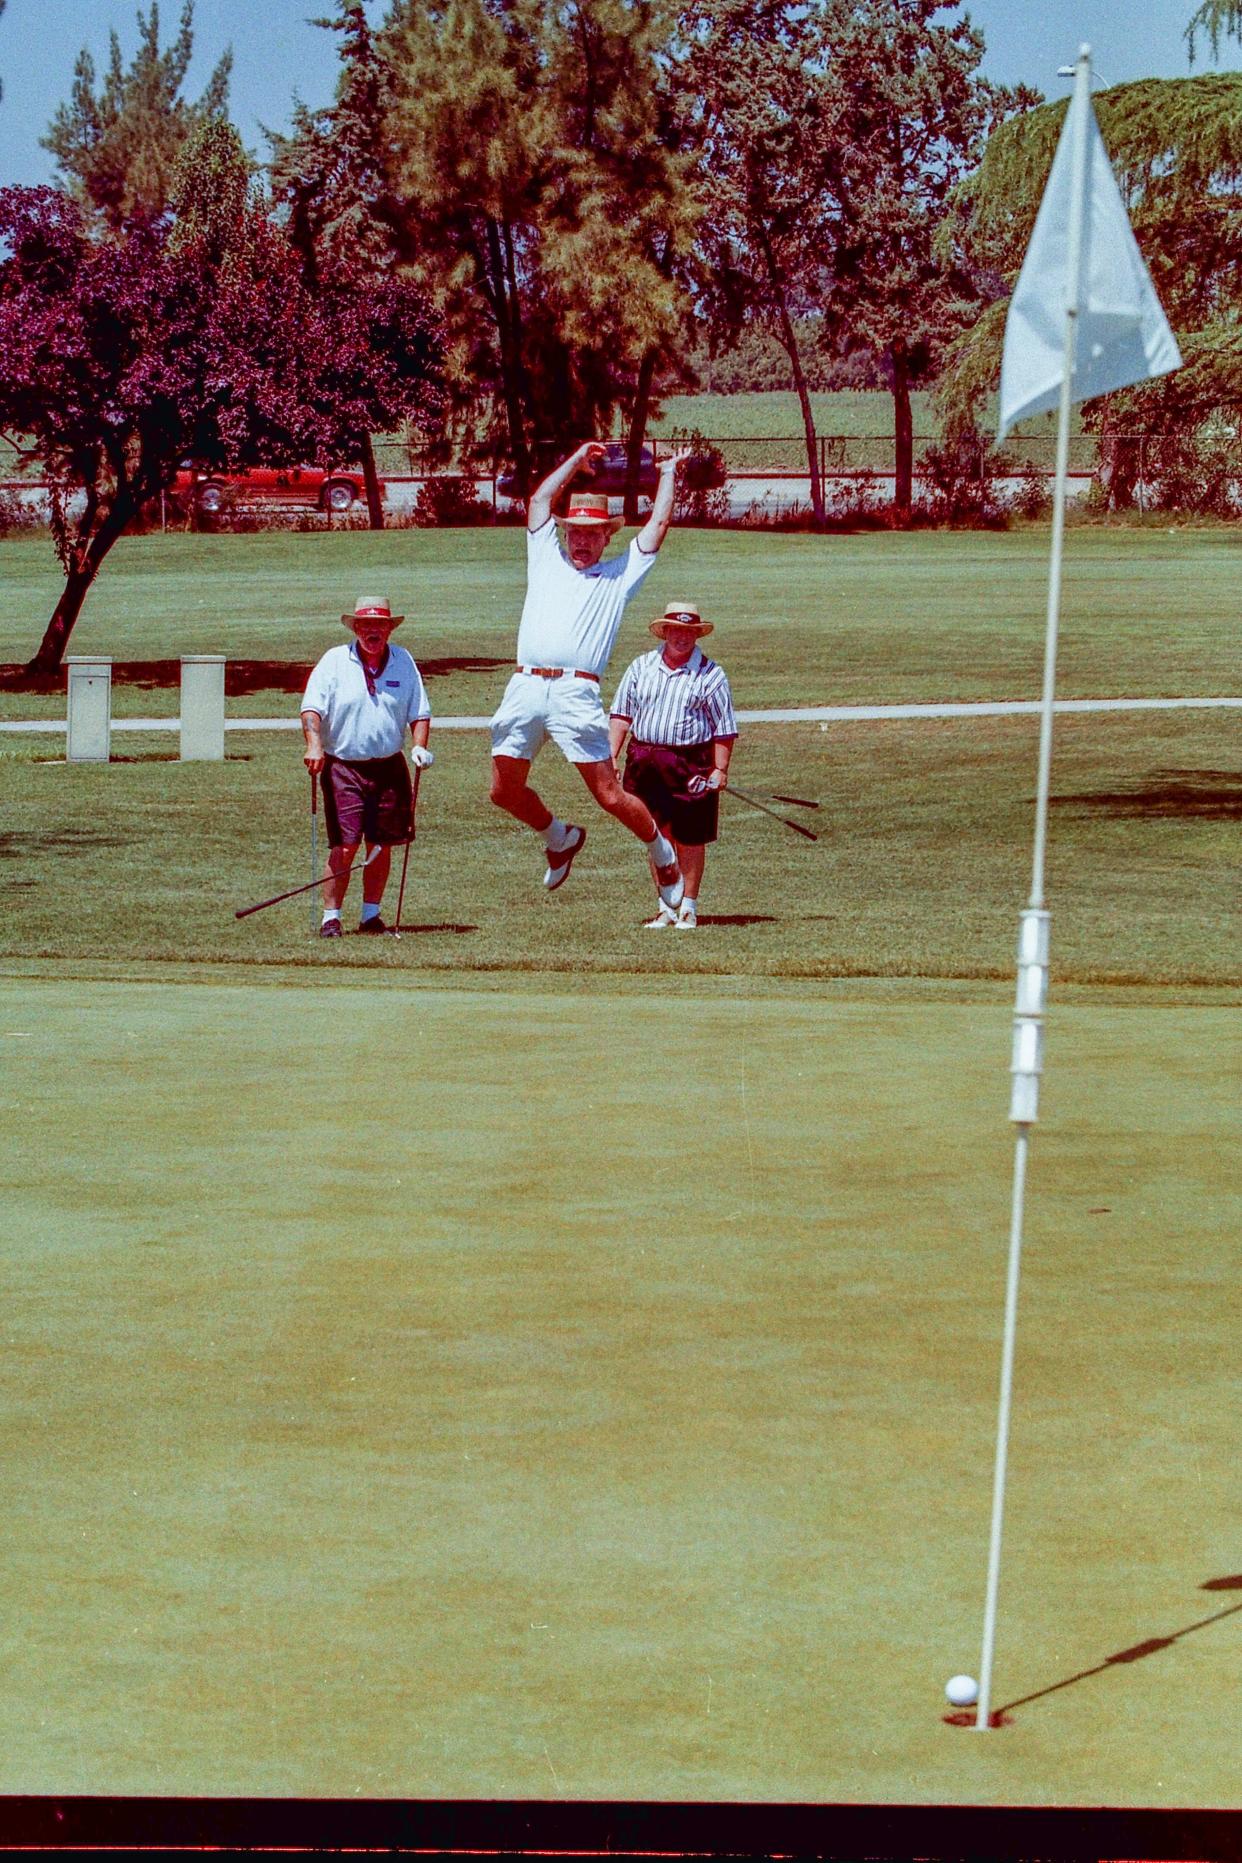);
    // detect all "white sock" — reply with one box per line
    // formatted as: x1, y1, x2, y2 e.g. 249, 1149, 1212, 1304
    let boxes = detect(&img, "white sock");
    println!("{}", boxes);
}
321, 907, 341, 924
360, 900, 382, 922
680, 896, 697, 913
647, 830, 675, 867
544, 817, 569, 848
